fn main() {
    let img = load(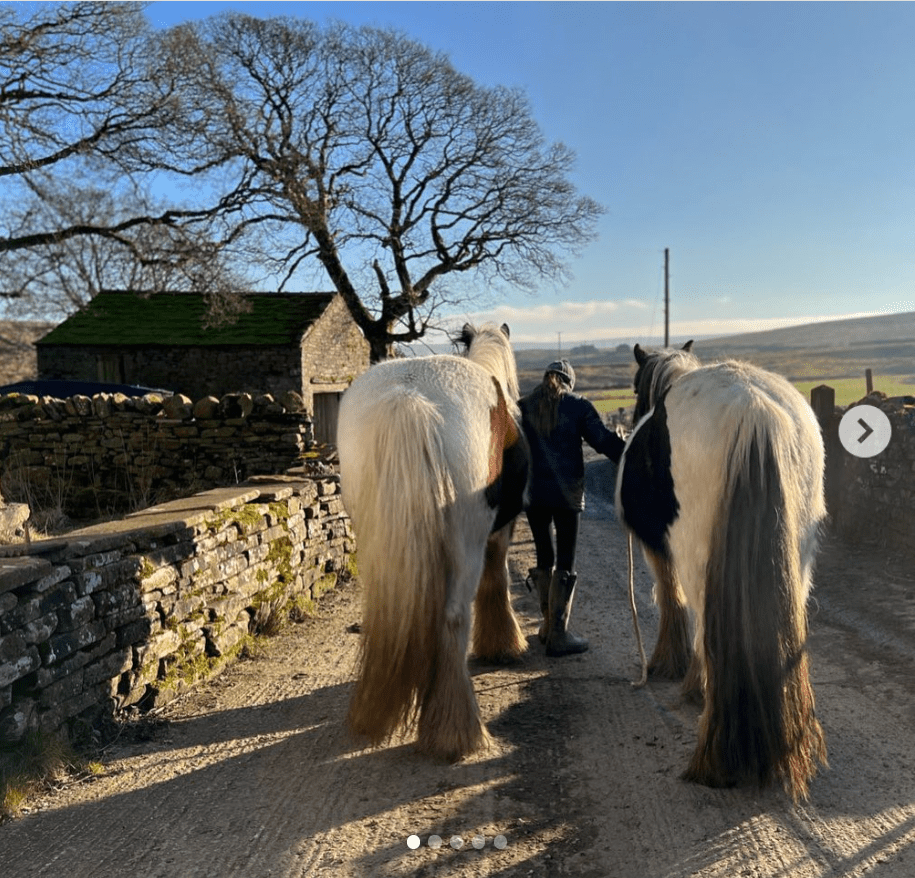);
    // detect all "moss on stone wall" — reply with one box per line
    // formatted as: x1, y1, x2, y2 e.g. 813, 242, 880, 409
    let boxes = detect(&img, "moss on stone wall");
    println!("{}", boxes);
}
0, 475, 354, 744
